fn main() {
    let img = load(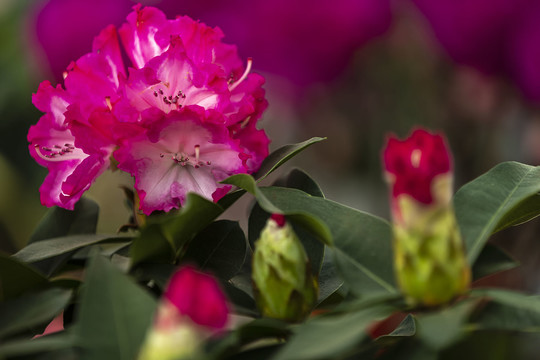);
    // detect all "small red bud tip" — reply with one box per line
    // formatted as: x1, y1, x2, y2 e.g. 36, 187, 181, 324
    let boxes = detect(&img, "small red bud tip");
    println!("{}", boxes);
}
270, 214, 286, 227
